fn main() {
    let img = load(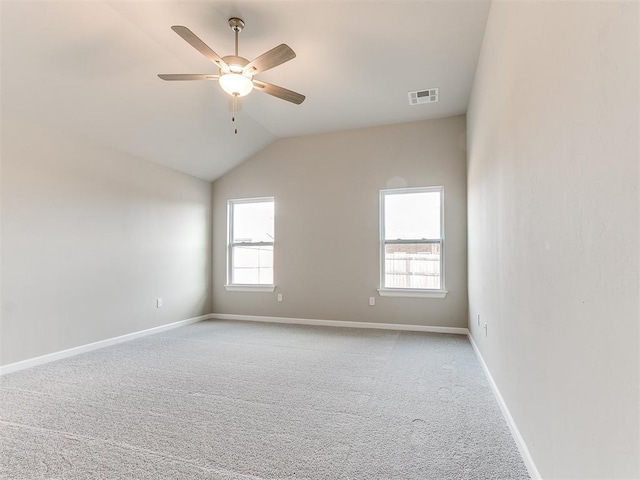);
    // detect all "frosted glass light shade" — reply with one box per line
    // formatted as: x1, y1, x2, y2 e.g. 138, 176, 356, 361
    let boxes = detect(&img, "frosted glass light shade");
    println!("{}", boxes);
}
219, 73, 253, 97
